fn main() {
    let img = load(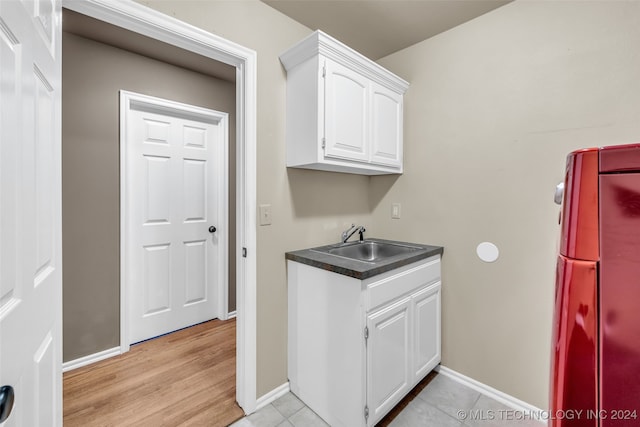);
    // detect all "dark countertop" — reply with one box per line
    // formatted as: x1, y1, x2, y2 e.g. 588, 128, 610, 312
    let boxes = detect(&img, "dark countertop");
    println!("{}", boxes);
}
285, 238, 443, 280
